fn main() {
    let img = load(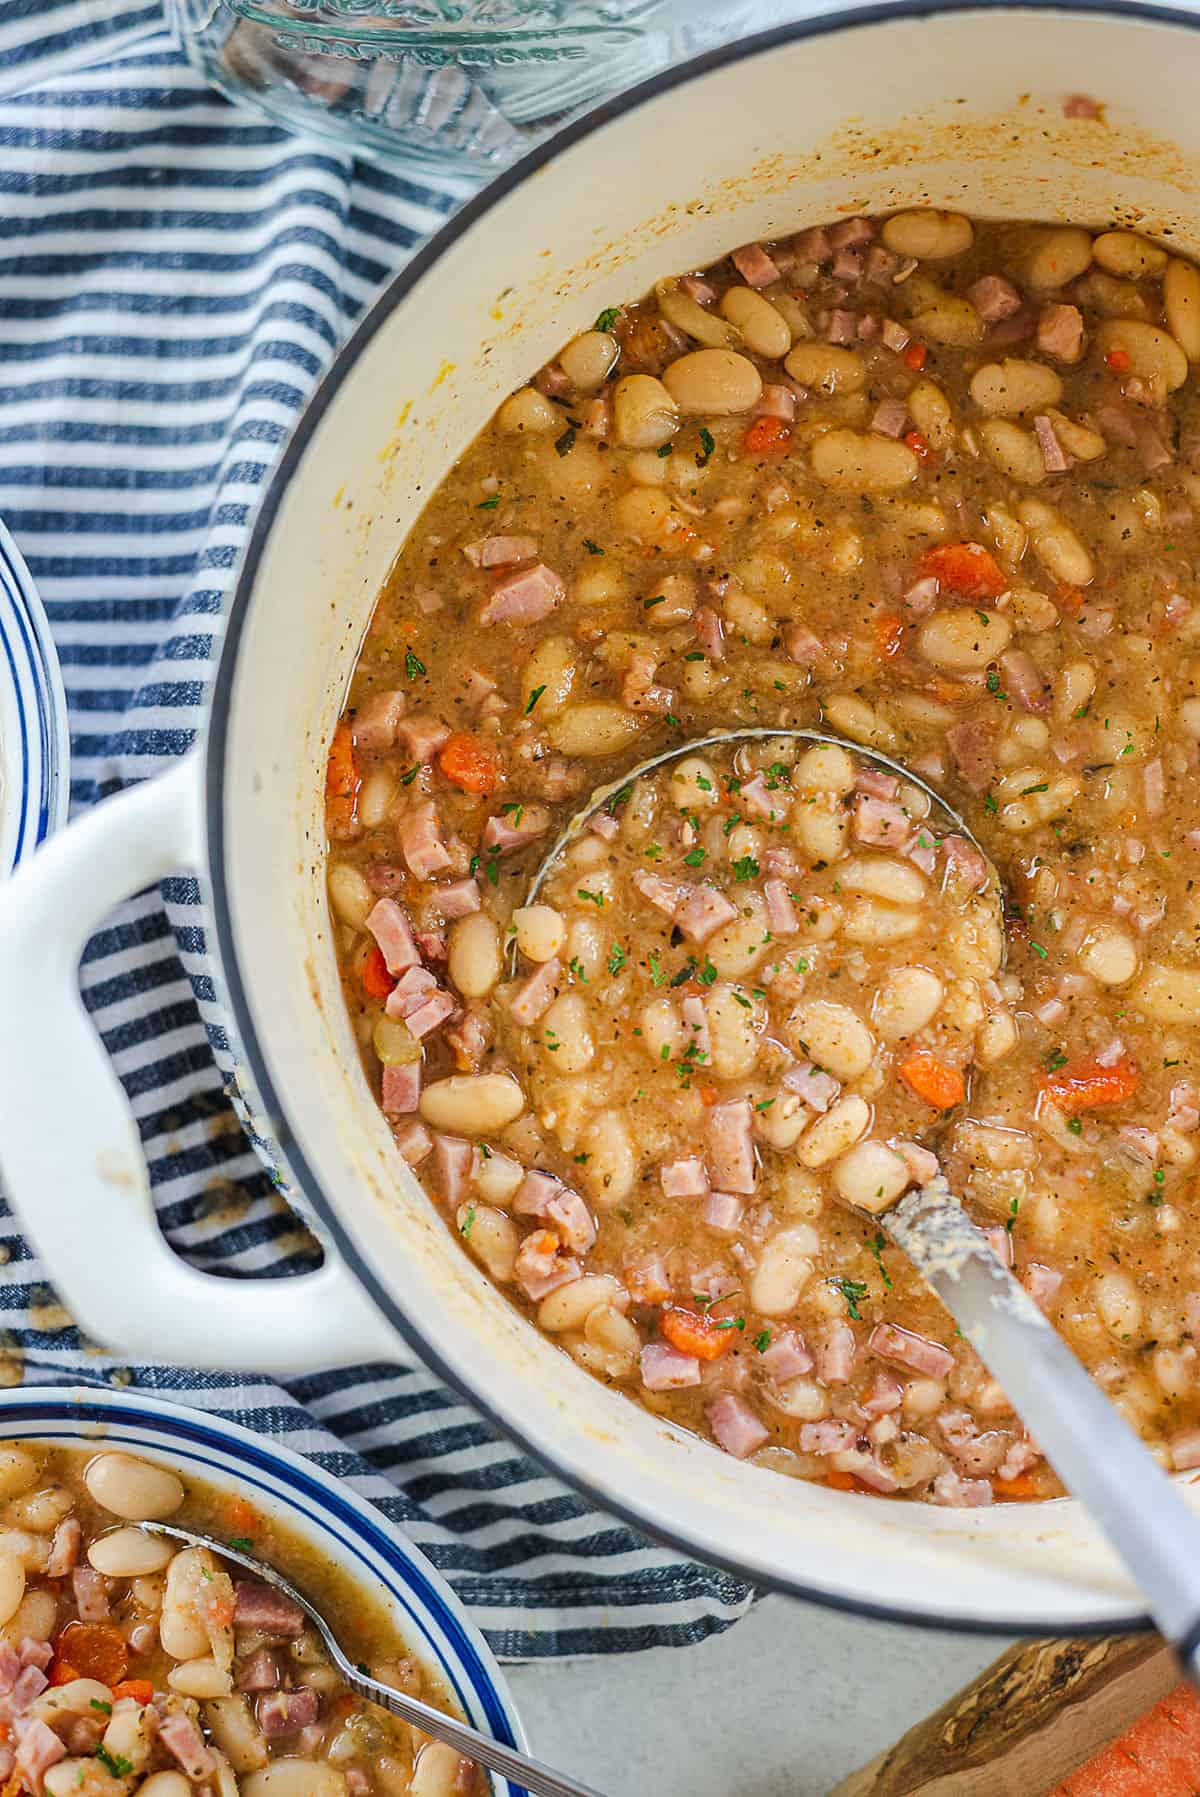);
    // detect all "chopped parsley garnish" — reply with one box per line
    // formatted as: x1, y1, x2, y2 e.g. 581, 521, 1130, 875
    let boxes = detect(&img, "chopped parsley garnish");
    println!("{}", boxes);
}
1045, 1048, 1068, 1071
837, 1277, 869, 1321
732, 855, 759, 882
477, 493, 501, 510
95, 1749, 133, 1778
795, 957, 809, 973
594, 306, 620, 332
577, 888, 604, 907
608, 943, 627, 975
722, 813, 742, 837
696, 958, 718, 987
1031, 941, 1048, 959
568, 956, 588, 982
554, 424, 577, 457
227, 1537, 253, 1553
657, 442, 674, 458
524, 684, 546, 715
1067, 1118, 1083, 1136
684, 848, 706, 867
697, 426, 716, 466
404, 647, 426, 680
399, 764, 419, 786
89, 1699, 113, 1715
985, 667, 1005, 696
460, 1205, 476, 1239
732, 991, 752, 1009
583, 538, 604, 555
649, 954, 667, 988
983, 791, 998, 813
1021, 782, 1049, 796
670, 959, 697, 988
501, 800, 524, 826
1005, 1196, 1020, 1235
976, 609, 990, 627
485, 852, 500, 889
643, 594, 666, 609
753, 1330, 772, 1353
868, 1233, 893, 1290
